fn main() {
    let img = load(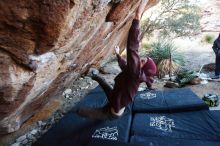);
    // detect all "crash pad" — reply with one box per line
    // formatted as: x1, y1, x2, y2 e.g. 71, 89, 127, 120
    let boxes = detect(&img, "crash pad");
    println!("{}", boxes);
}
133, 88, 208, 113
130, 135, 220, 146
131, 111, 220, 141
